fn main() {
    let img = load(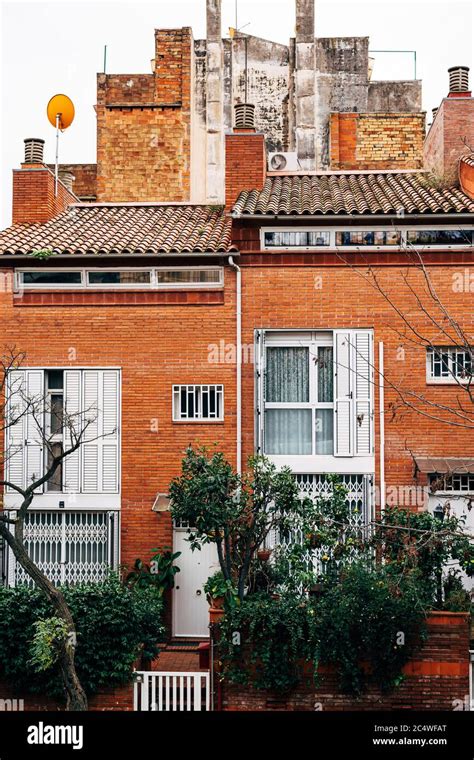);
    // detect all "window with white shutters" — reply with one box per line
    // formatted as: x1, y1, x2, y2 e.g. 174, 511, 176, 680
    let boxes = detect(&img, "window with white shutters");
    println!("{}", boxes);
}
4, 369, 120, 495
255, 330, 373, 459
334, 330, 374, 457
5, 370, 45, 493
